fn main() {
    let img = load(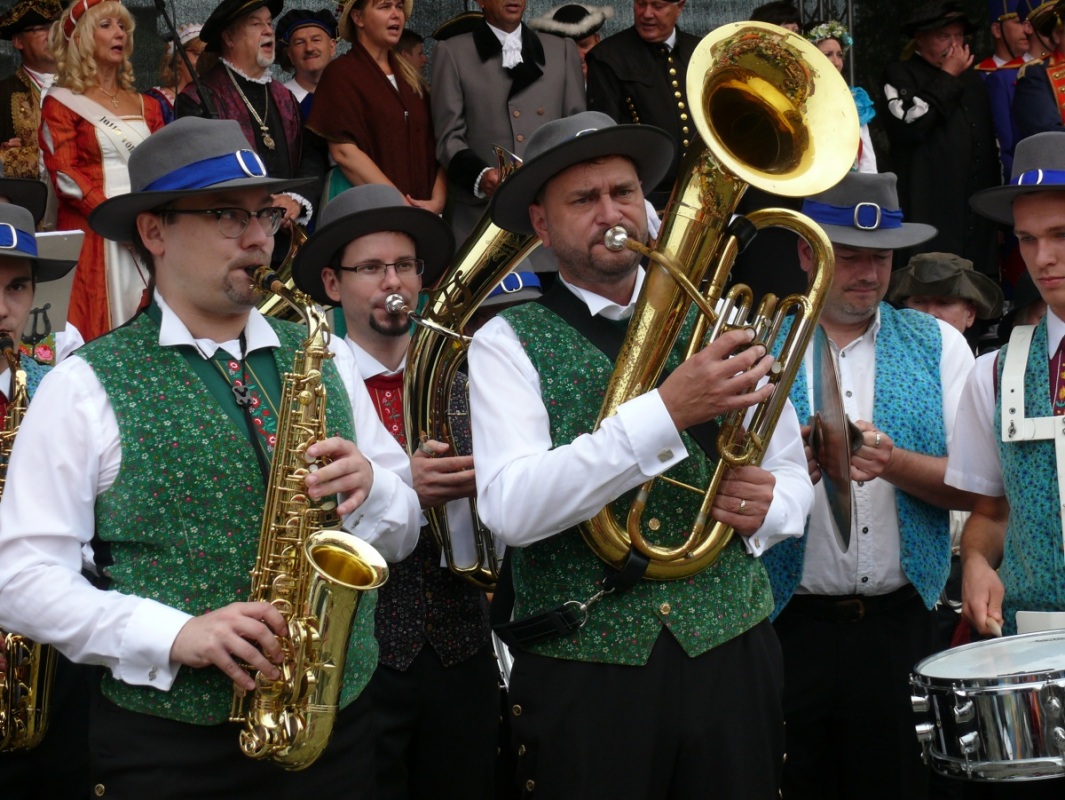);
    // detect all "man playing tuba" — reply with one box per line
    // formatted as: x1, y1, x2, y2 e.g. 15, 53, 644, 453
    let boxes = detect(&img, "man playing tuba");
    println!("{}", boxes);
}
469, 110, 813, 798
0, 118, 421, 798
